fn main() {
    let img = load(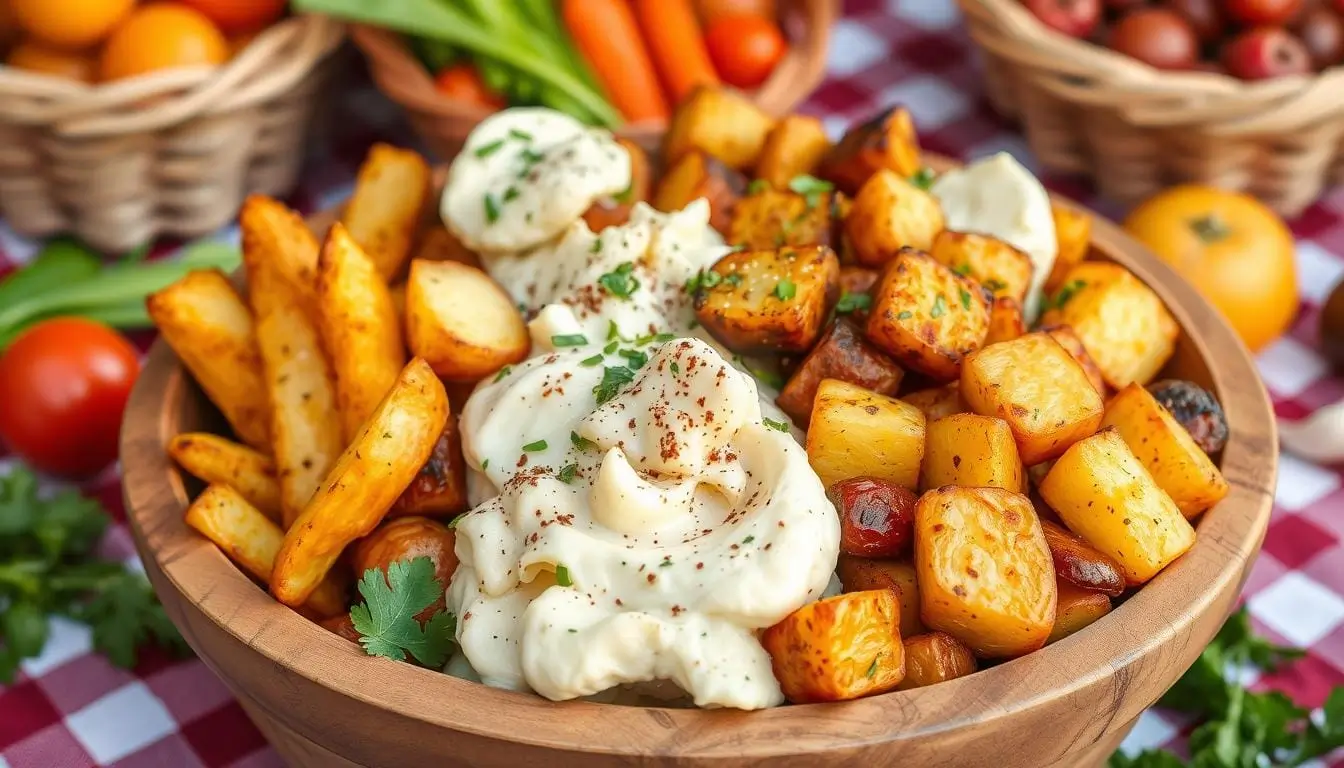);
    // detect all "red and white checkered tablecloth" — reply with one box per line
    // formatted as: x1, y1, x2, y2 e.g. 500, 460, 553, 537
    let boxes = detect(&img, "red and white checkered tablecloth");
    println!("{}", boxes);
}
2, 1, 1342, 765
